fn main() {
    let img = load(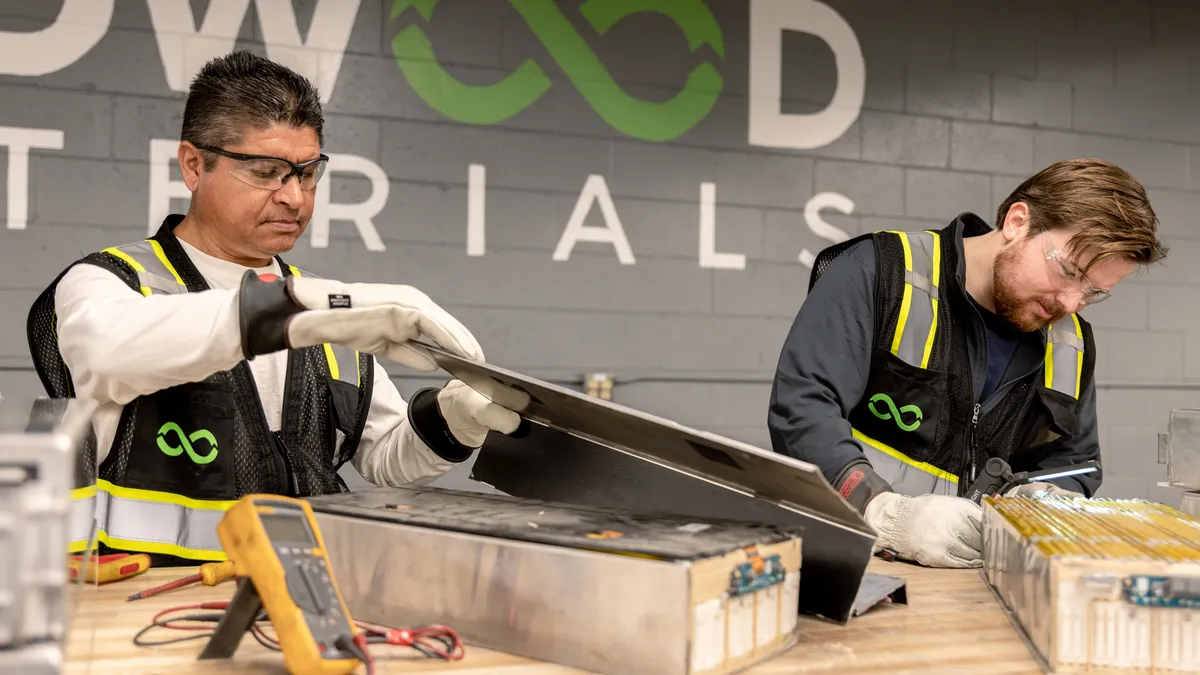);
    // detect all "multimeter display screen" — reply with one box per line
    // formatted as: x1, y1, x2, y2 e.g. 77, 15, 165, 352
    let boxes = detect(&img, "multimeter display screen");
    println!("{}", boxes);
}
259, 513, 316, 545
